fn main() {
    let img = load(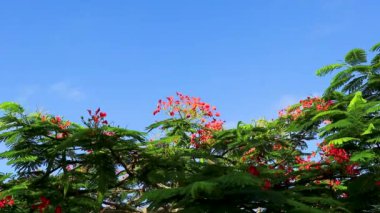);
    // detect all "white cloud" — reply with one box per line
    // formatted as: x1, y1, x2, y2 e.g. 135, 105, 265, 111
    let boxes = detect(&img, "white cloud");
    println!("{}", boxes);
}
49, 82, 84, 101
